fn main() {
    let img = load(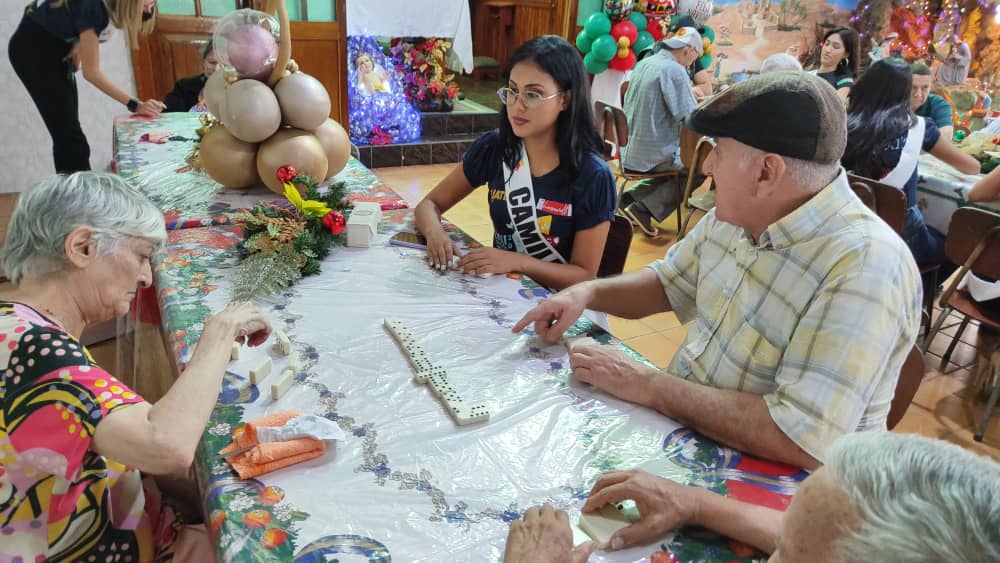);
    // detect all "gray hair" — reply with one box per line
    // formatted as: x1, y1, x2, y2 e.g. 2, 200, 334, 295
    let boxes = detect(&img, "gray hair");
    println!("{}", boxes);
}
2, 172, 166, 284
760, 53, 802, 73
826, 433, 1000, 563
739, 145, 839, 193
